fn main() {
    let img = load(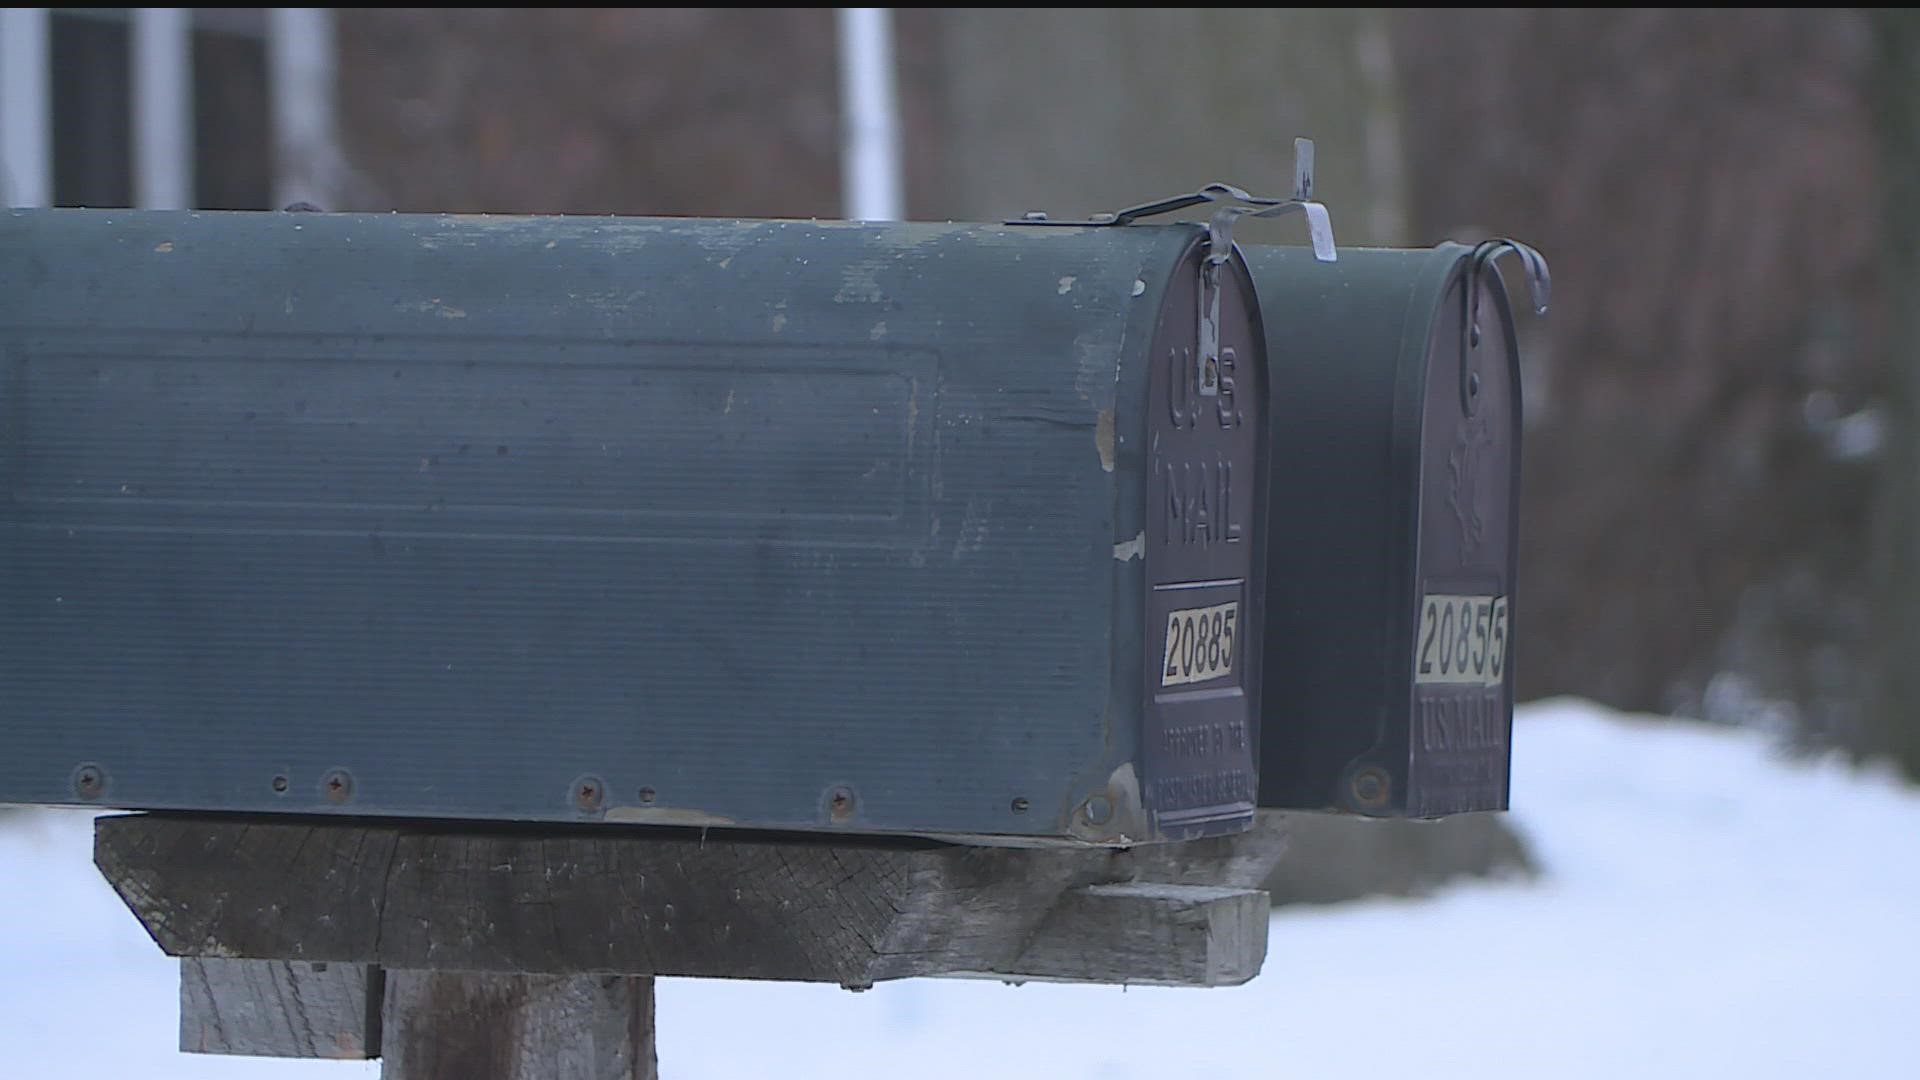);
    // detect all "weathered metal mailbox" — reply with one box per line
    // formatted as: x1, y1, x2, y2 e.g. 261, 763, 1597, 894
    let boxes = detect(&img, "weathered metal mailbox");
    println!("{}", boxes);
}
0, 206, 1279, 845
1249, 240, 1547, 817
